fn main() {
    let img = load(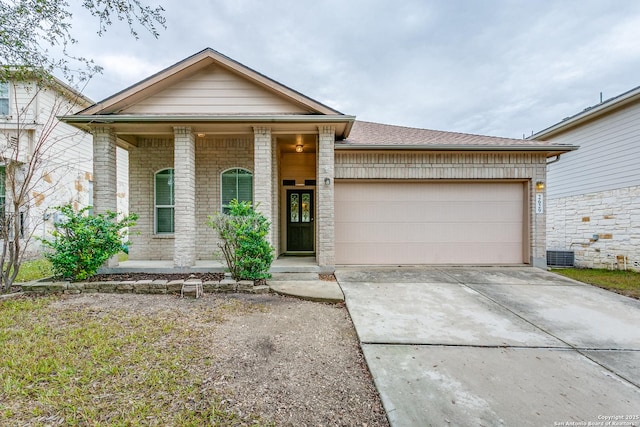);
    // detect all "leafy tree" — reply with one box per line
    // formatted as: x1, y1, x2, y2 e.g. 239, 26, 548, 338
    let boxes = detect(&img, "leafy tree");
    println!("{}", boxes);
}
207, 200, 275, 281
40, 205, 137, 281
0, 0, 166, 85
